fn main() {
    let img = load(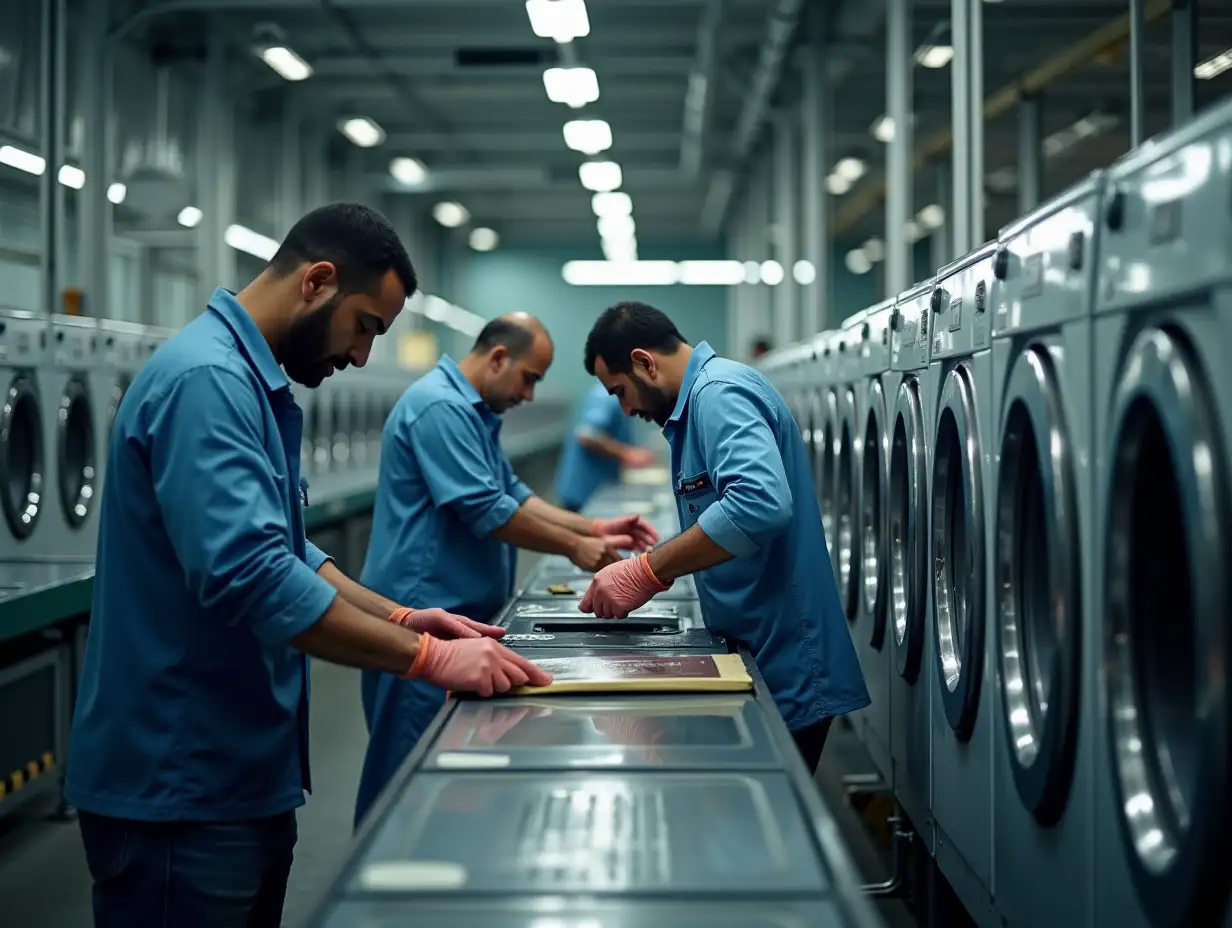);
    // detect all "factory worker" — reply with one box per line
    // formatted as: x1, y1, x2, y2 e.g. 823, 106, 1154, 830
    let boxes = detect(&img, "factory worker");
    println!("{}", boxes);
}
65, 203, 550, 928
554, 380, 659, 511
578, 301, 869, 772
355, 313, 660, 825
